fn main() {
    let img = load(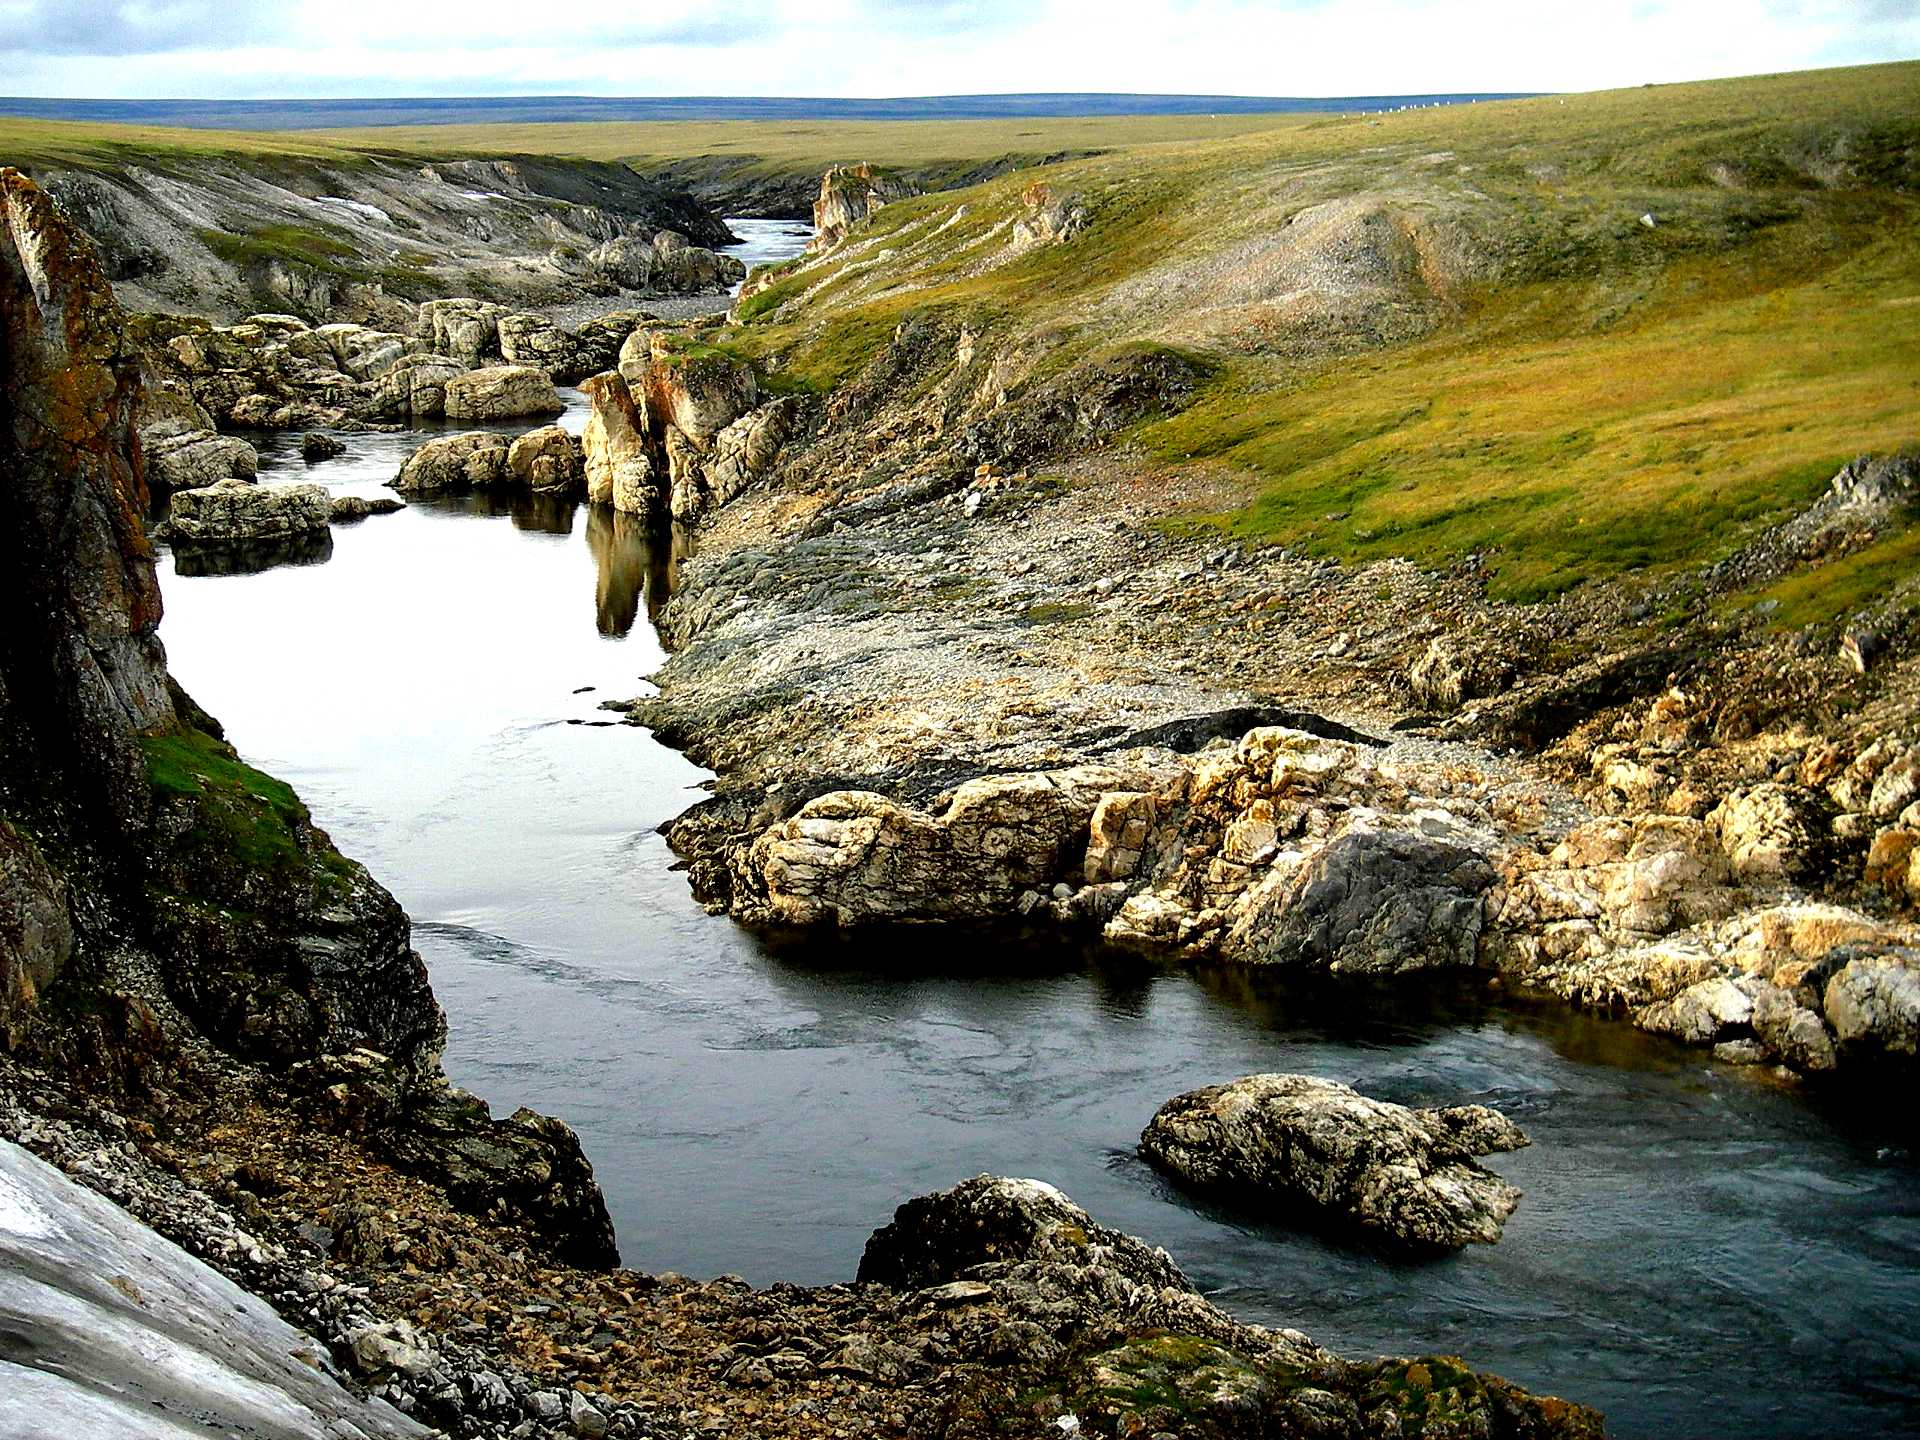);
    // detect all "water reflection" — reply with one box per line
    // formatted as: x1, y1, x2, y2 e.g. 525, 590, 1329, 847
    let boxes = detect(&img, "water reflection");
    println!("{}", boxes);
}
170, 529, 334, 577
585, 507, 688, 636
